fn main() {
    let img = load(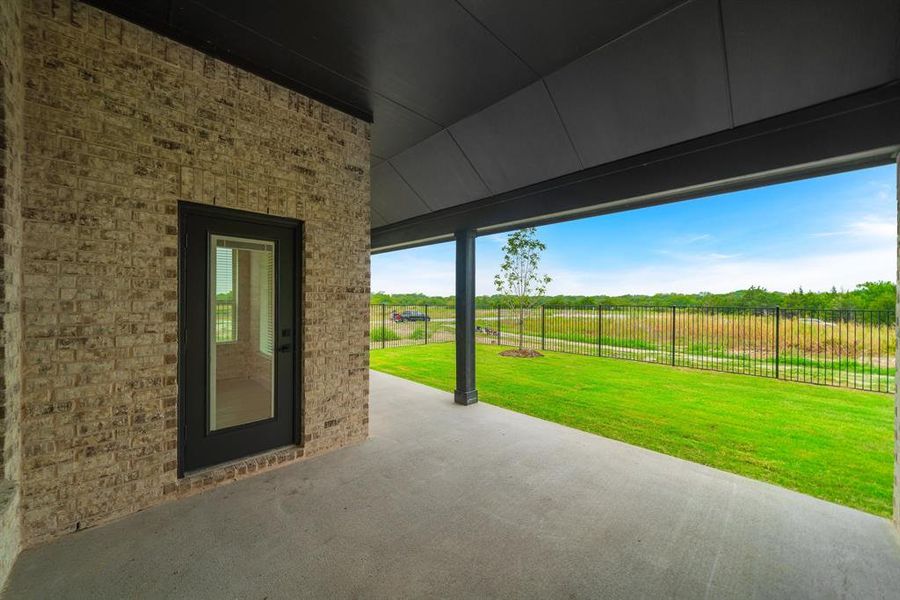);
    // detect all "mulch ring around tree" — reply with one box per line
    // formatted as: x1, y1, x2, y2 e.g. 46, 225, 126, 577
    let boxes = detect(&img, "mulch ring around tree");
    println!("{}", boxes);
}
499, 349, 544, 358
